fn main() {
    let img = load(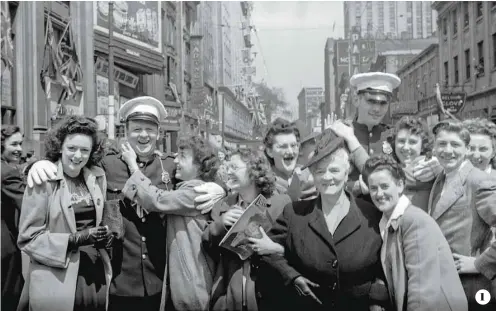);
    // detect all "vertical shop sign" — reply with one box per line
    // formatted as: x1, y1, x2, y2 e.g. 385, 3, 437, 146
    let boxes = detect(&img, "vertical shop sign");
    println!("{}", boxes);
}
190, 35, 204, 117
